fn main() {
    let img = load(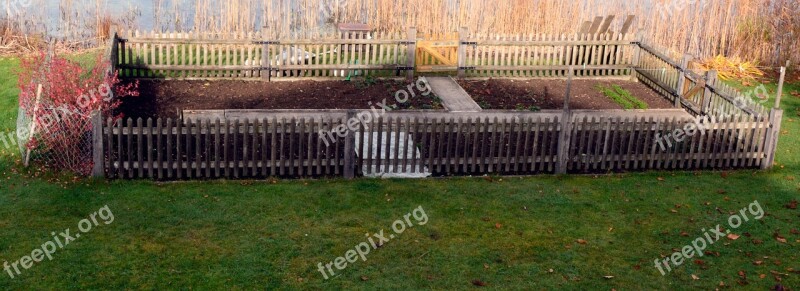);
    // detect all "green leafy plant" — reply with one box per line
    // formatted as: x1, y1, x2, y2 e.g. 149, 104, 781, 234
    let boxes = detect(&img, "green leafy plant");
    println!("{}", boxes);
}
354, 75, 378, 89
477, 100, 491, 109
597, 84, 648, 110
